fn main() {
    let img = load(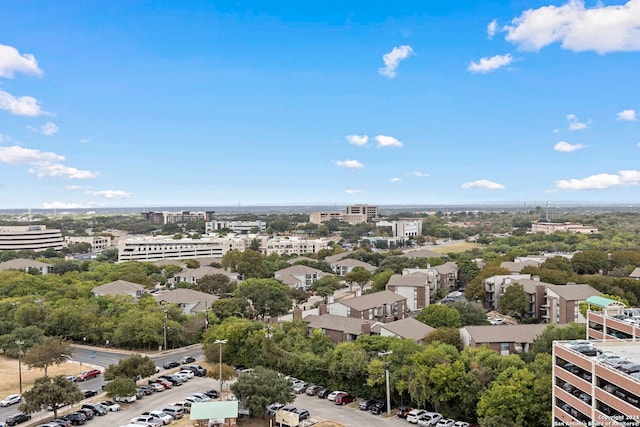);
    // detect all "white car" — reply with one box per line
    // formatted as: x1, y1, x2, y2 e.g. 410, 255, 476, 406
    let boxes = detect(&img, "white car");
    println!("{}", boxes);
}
436, 419, 455, 427
407, 409, 427, 424
130, 416, 163, 427
115, 395, 137, 403
326, 391, 346, 402
0, 394, 21, 407
98, 400, 121, 412
191, 393, 211, 402
418, 412, 442, 427
141, 411, 173, 425
178, 370, 194, 379
453, 422, 470, 427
